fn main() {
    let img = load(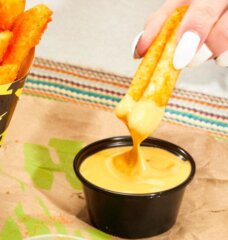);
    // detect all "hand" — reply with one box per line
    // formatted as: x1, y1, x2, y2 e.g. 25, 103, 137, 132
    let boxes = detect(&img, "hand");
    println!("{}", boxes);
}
132, 0, 228, 68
